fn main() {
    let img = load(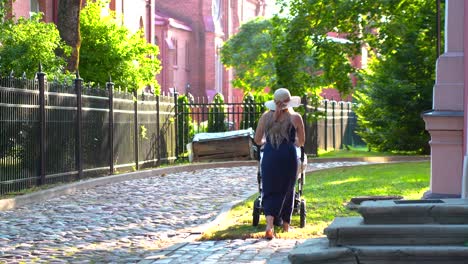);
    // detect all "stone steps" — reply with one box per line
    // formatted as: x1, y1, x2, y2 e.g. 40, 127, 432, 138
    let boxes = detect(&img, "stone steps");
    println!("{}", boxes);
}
358, 198, 468, 224
289, 238, 468, 264
288, 199, 468, 263
325, 217, 468, 246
